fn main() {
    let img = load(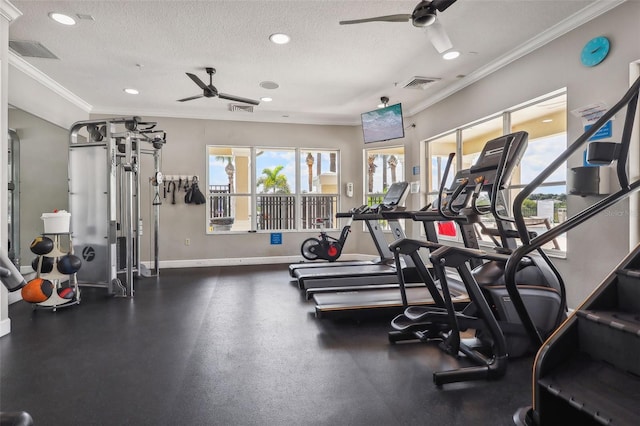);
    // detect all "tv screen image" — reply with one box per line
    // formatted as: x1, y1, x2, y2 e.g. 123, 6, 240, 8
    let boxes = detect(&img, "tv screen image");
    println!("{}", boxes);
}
361, 103, 405, 144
